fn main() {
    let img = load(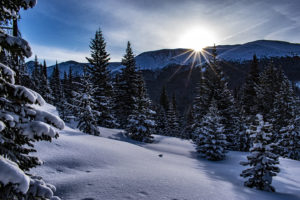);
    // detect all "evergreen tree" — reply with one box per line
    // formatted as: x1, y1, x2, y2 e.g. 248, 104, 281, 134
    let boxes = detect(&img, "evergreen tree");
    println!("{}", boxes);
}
72, 68, 100, 136
277, 119, 300, 160
39, 59, 53, 103
255, 63, 282, 120
184, 106, 195, 139
115, 41, 140, 127
155, 105, 170, 136
86, 28, 117, 128
50, 61, 62, 104
159, 85, 169, 111
241, 54, 260, 116
166, 102, 180, 137
31, 55, 42, 93
240, 114, 279, 192
195, 100, 227, 161
270, 69, 297, 138
0, 1, 63, 199
126, 71, 156, 142
206, 46, 240, 149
